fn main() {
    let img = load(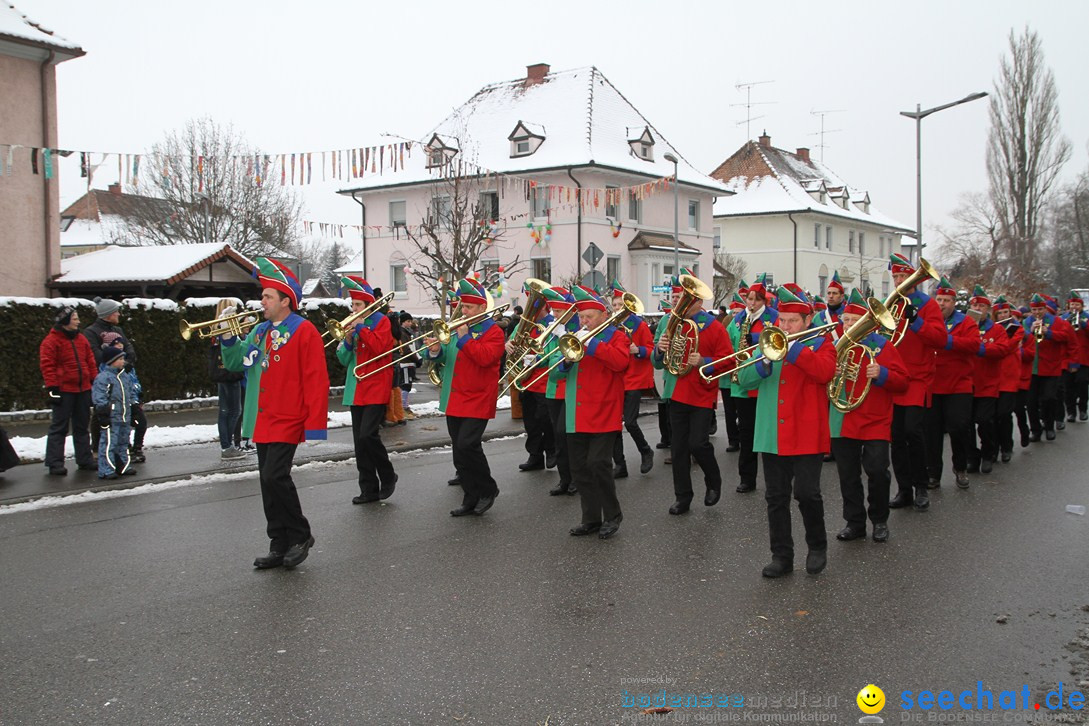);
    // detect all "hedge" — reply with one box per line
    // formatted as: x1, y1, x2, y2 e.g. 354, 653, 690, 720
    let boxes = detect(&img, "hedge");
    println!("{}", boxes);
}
1, 296, 353, 412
